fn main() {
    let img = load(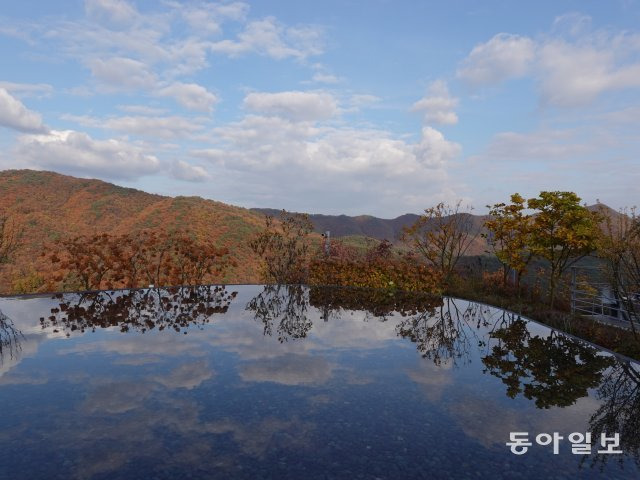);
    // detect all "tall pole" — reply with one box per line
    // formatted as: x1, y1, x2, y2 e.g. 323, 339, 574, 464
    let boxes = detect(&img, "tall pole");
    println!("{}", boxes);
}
324, 230, 330, 256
